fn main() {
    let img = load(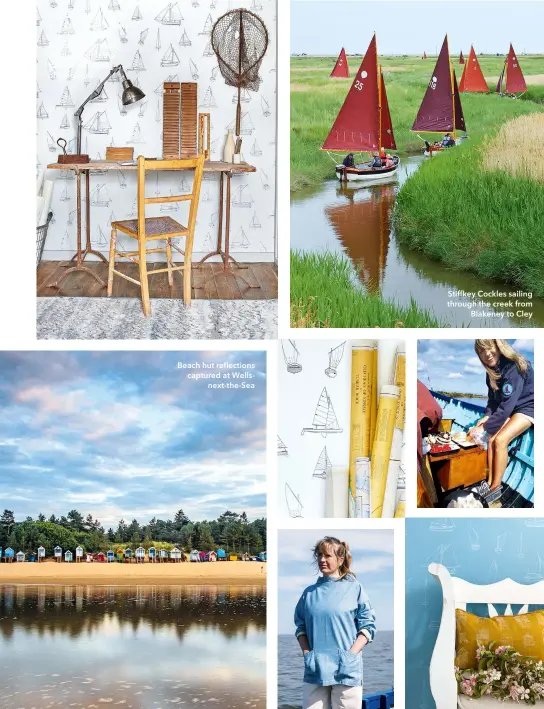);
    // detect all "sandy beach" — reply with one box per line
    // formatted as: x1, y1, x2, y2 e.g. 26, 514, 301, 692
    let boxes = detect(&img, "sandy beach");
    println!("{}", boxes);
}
0, 560, 266, 586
